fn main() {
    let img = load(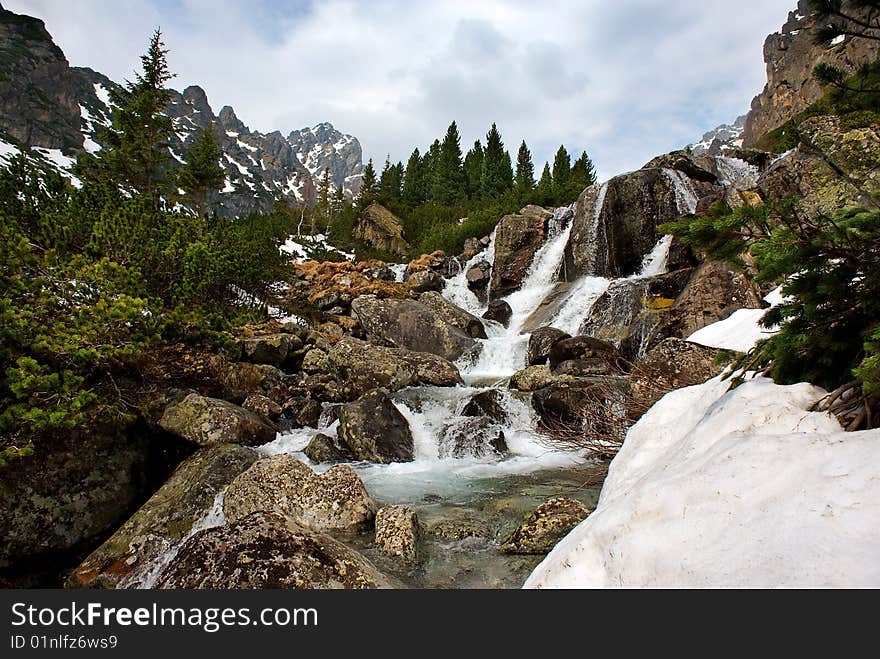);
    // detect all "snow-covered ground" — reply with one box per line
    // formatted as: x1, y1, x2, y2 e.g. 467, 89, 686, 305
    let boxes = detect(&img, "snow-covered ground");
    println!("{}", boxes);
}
524, 375, 880, 588
687, 286, 784, 352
